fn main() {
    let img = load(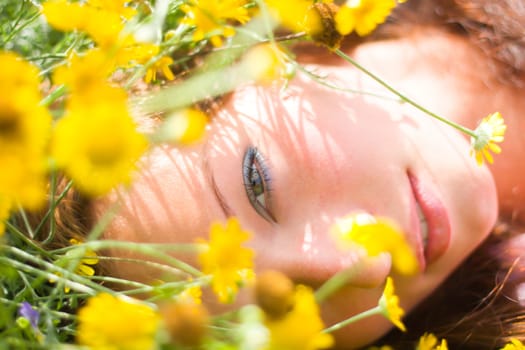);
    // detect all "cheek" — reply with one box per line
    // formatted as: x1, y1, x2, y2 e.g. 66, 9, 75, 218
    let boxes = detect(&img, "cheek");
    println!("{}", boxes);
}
393, 119, 498, 315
